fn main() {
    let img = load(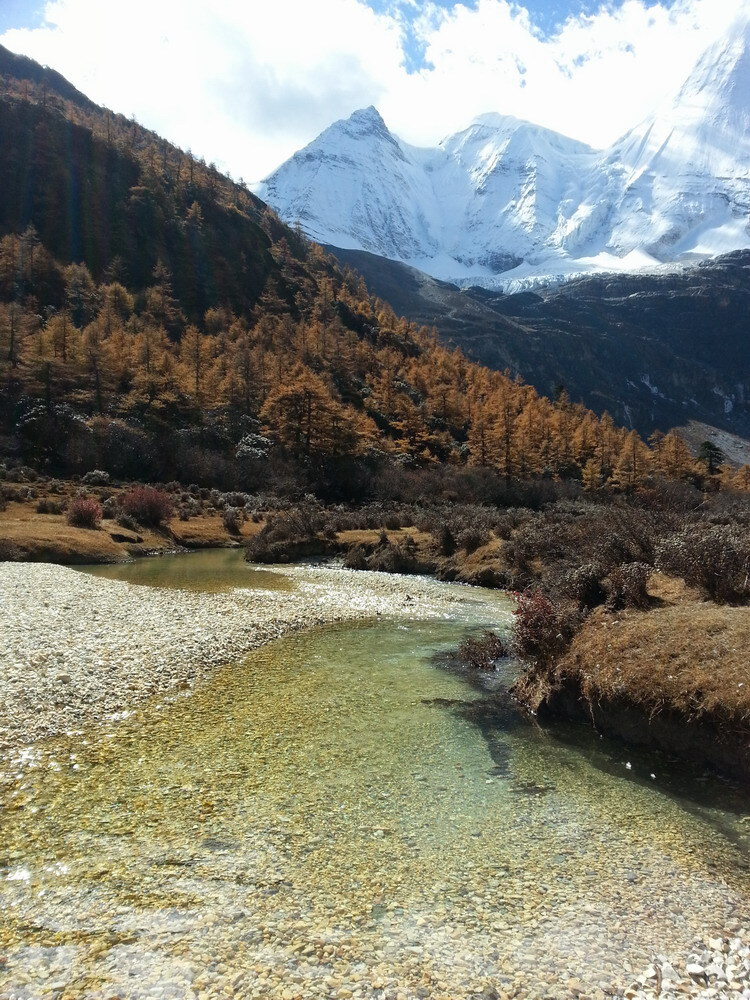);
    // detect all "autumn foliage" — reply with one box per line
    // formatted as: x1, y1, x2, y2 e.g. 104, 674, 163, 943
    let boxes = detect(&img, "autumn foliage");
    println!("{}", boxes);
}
1, 65, 748, 498
66, 496, 101, 529
120, 486, 173, 527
